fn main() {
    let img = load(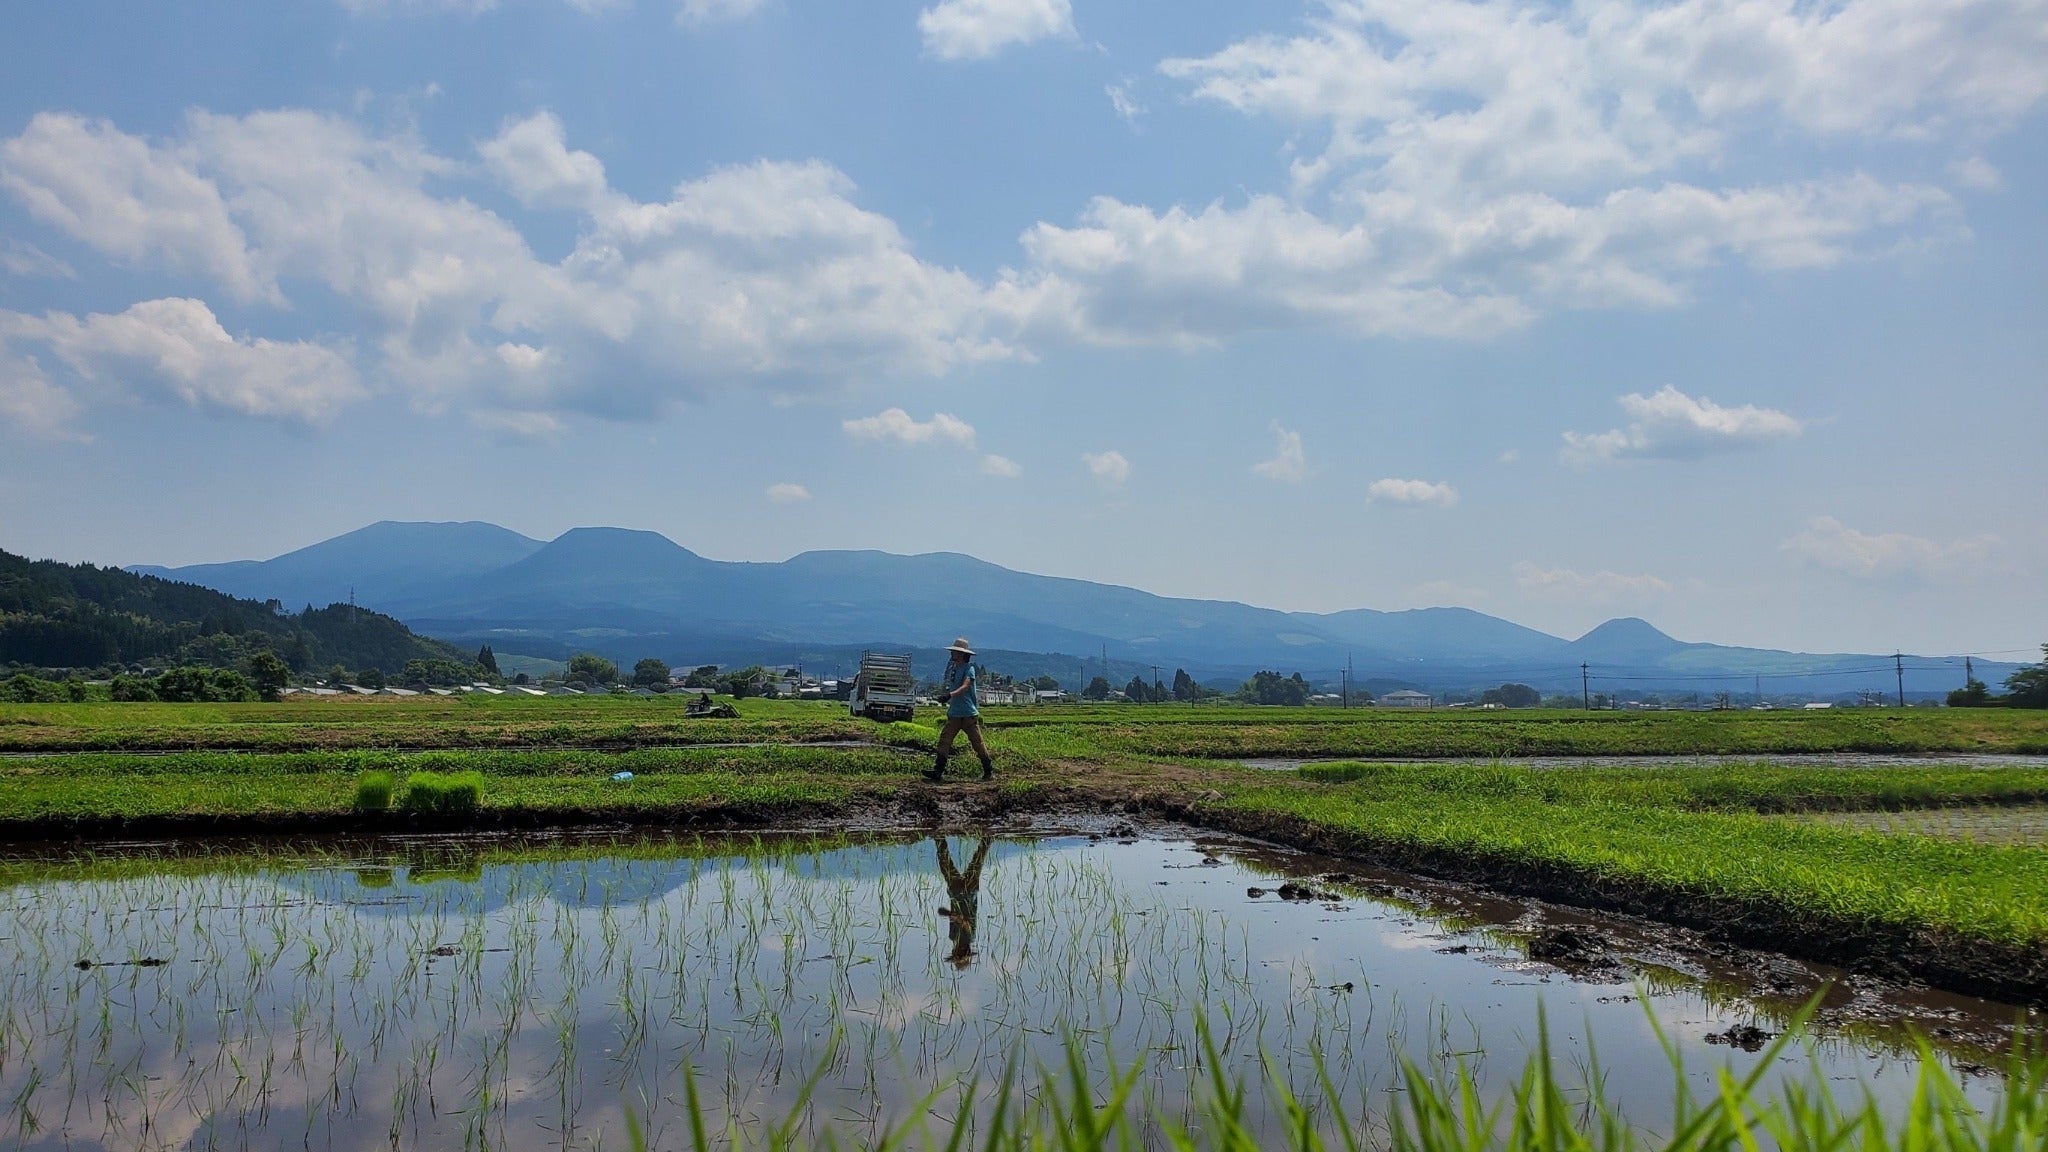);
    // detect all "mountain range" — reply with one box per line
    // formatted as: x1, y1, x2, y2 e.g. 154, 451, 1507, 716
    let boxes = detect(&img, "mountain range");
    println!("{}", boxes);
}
130, 521, 2011, 696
